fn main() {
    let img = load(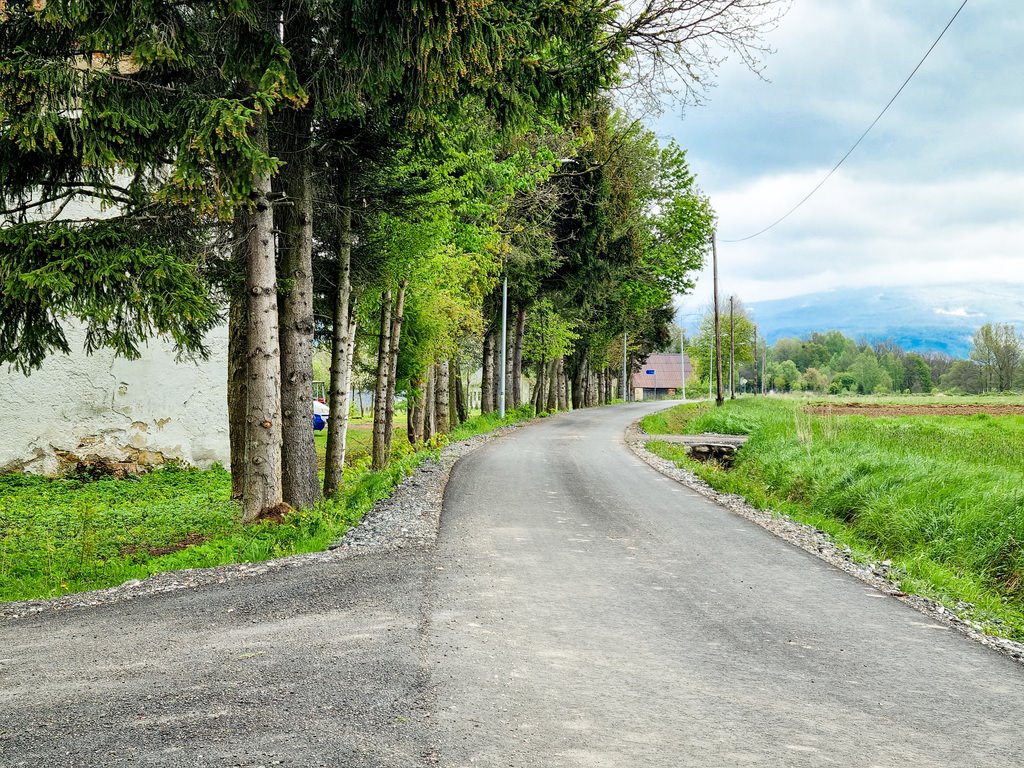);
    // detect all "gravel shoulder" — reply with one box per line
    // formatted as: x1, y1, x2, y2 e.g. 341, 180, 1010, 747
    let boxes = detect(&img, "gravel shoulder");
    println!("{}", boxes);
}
626, 421, 1024, 665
